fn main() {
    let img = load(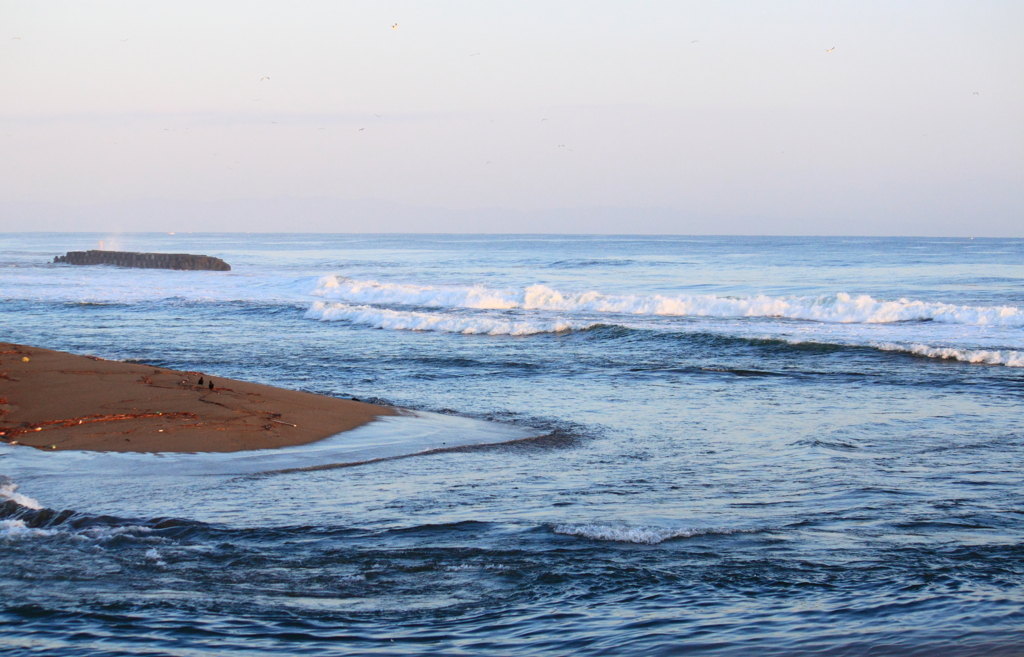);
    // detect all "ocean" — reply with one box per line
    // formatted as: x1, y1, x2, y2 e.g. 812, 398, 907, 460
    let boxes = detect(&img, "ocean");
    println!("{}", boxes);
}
2, 233, 1023, 655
